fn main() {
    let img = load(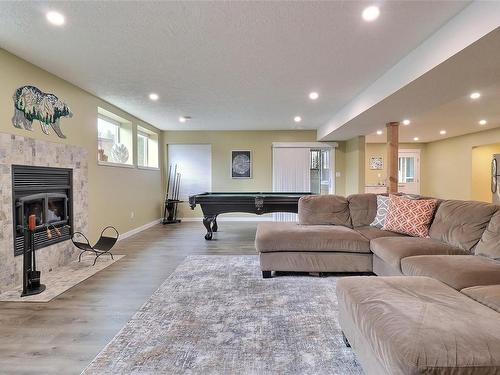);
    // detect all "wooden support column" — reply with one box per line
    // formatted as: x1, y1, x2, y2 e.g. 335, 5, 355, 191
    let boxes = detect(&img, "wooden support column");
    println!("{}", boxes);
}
386, 122, 399, 193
